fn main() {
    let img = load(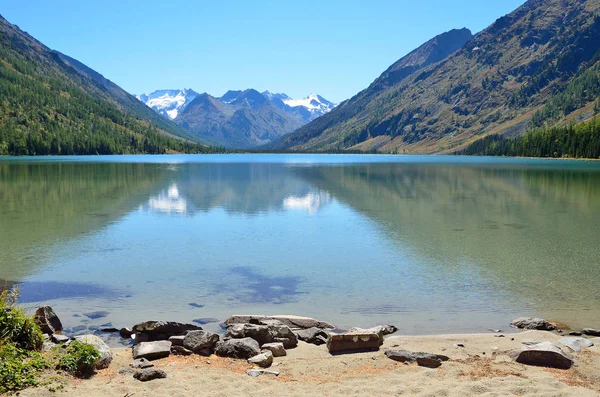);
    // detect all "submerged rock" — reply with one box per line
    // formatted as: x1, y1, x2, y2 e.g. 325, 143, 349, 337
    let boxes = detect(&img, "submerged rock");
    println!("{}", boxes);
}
224, 315, 335, 330
510, 317, 557, 331
225, 321, 297, 348
248, 350, 273, 368
512, 341, 573, 369
133, 369, 167, 382
582, 328, 600, 337
74, 335, 113, 369
35, 306, 63, 334
559, 337, 594, 352
83, 311, 110, 320
132, 341, 172, 361
183, 330, 220, 353
215, 337, 260, 359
